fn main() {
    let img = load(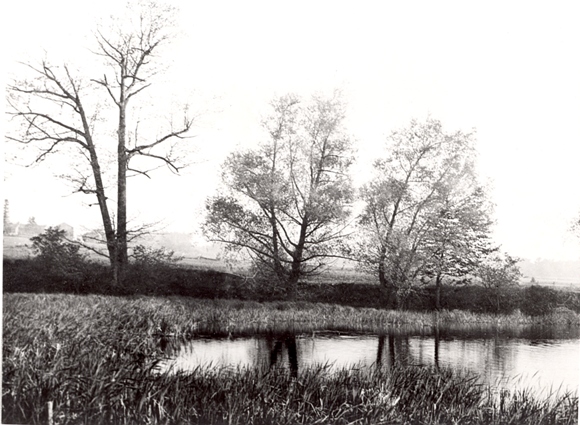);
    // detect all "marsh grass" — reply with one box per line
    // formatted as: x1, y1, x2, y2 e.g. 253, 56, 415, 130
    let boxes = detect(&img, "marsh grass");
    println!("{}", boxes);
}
3, 293, 578, 424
